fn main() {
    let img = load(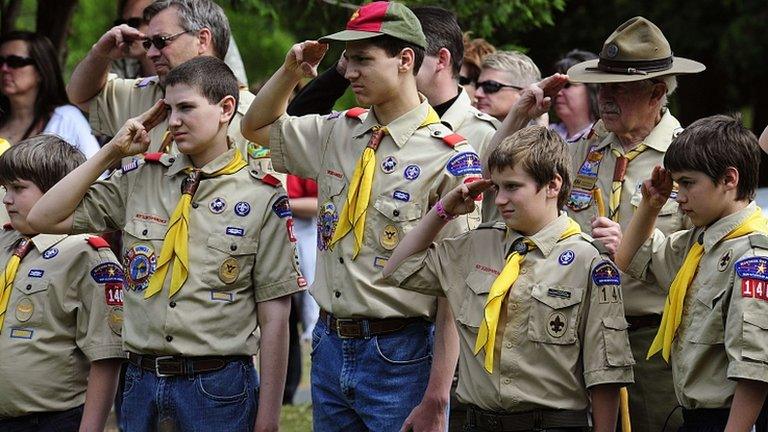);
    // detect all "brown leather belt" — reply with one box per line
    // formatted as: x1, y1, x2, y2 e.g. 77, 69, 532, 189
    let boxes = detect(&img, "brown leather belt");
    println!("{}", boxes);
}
626, 314, 662, 331
466, 405, 589, 431
128, 352, 250, 377
319, 309, 428, 339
